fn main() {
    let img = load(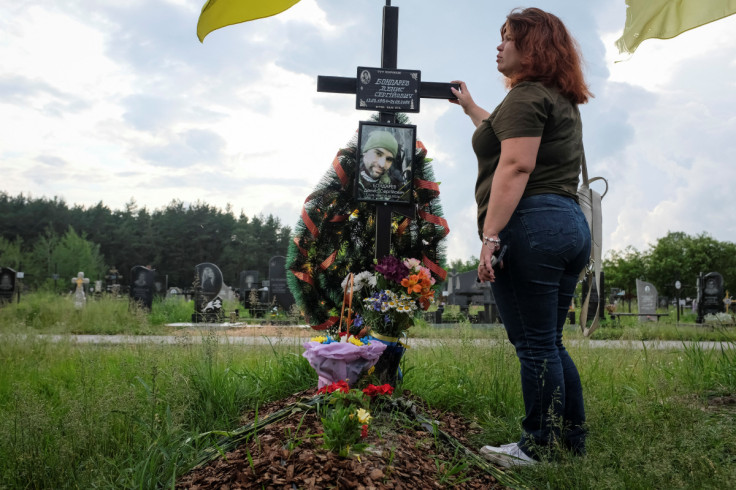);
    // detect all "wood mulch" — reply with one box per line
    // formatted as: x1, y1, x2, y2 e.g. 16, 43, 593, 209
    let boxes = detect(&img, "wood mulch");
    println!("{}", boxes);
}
176, 389, 514, 489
